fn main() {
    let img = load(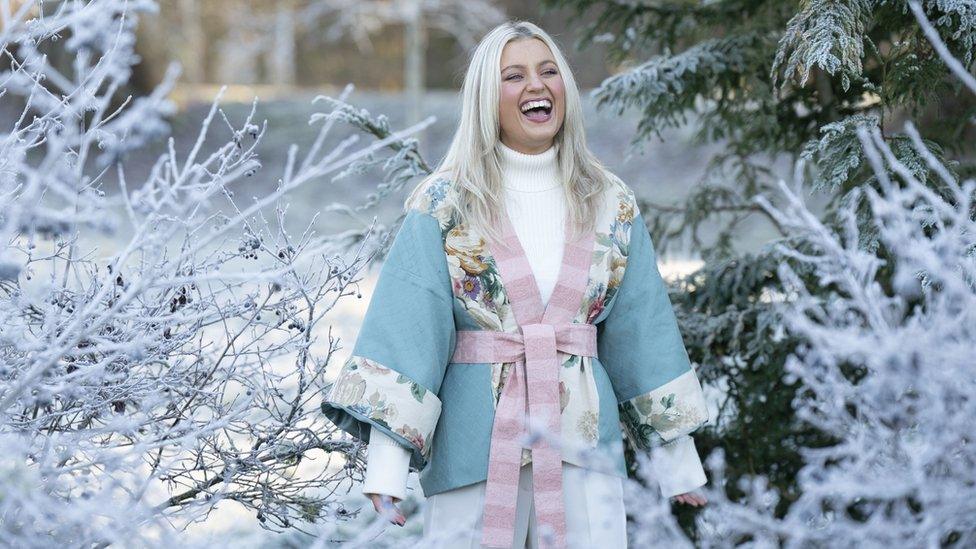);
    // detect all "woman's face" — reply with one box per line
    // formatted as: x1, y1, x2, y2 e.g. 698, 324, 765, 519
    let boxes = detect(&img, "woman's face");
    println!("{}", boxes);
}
498, 37, 565, 155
